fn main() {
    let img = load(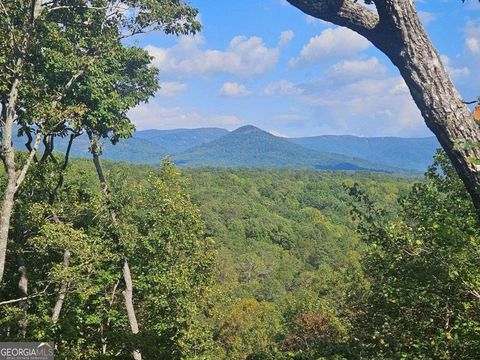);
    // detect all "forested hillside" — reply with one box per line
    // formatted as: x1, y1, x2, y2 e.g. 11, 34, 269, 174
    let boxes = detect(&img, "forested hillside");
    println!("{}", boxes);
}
182, 167, 413, 358
0, 156, 413, 358
1, 153, 479, 359
173, 126, 404, 172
